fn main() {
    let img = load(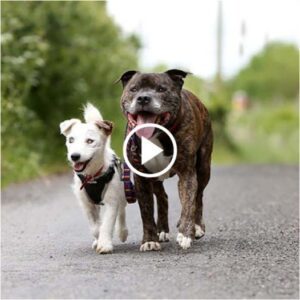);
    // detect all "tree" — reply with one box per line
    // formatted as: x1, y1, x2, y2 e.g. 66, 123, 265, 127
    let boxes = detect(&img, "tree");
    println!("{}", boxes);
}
230, 42, 299, 101
1, 1, 140, 185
